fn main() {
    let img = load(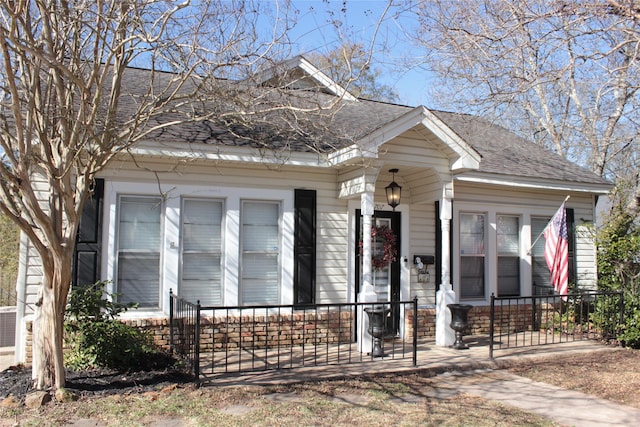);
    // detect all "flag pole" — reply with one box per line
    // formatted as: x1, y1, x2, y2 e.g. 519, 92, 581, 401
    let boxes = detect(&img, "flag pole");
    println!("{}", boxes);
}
527, 195, 570, 255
